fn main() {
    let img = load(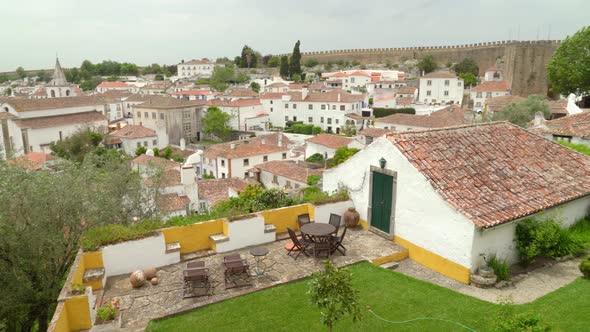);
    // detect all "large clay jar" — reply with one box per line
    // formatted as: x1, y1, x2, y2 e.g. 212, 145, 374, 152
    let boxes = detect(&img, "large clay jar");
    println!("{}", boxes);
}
130, 270, 146, 288
144, 266, 157, 280
343, 207, 360, 228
